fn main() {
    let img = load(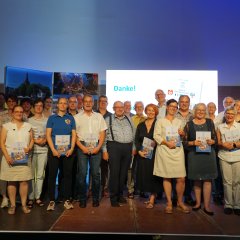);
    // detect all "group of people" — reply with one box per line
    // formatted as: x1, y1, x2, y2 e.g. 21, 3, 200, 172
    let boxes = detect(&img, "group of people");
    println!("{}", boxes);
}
0, 90, 239, 218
